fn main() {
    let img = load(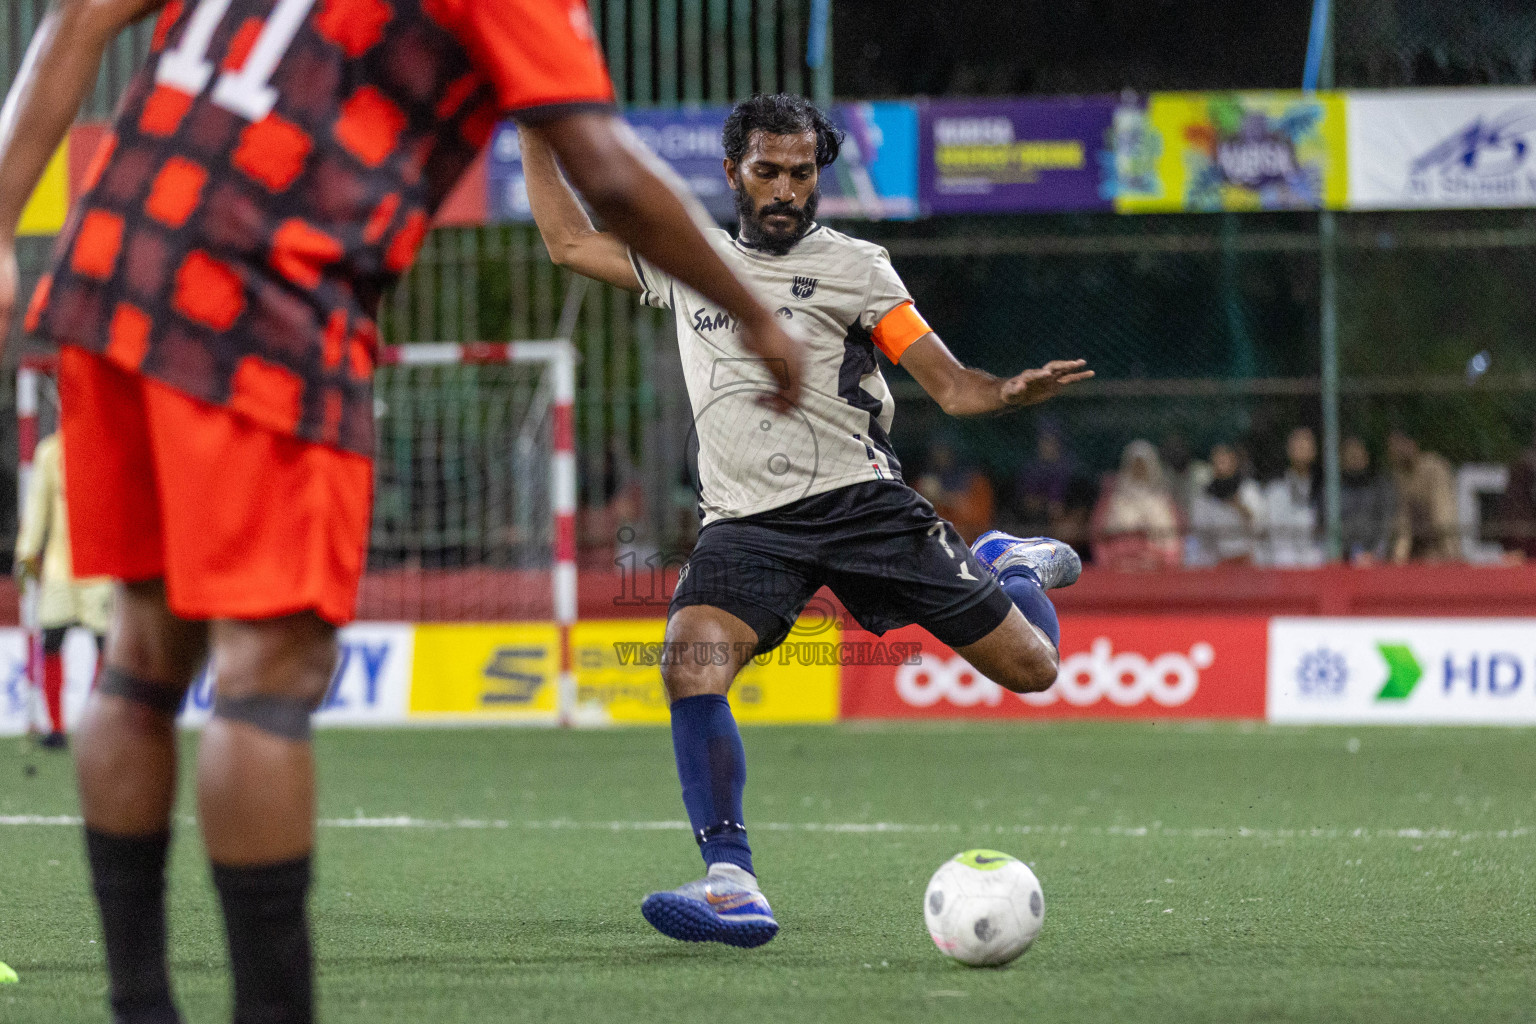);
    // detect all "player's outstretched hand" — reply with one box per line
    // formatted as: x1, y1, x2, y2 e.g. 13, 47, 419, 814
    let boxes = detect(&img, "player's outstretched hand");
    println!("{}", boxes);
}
1001, 359, 1094, 407
741, 314, 806, 413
